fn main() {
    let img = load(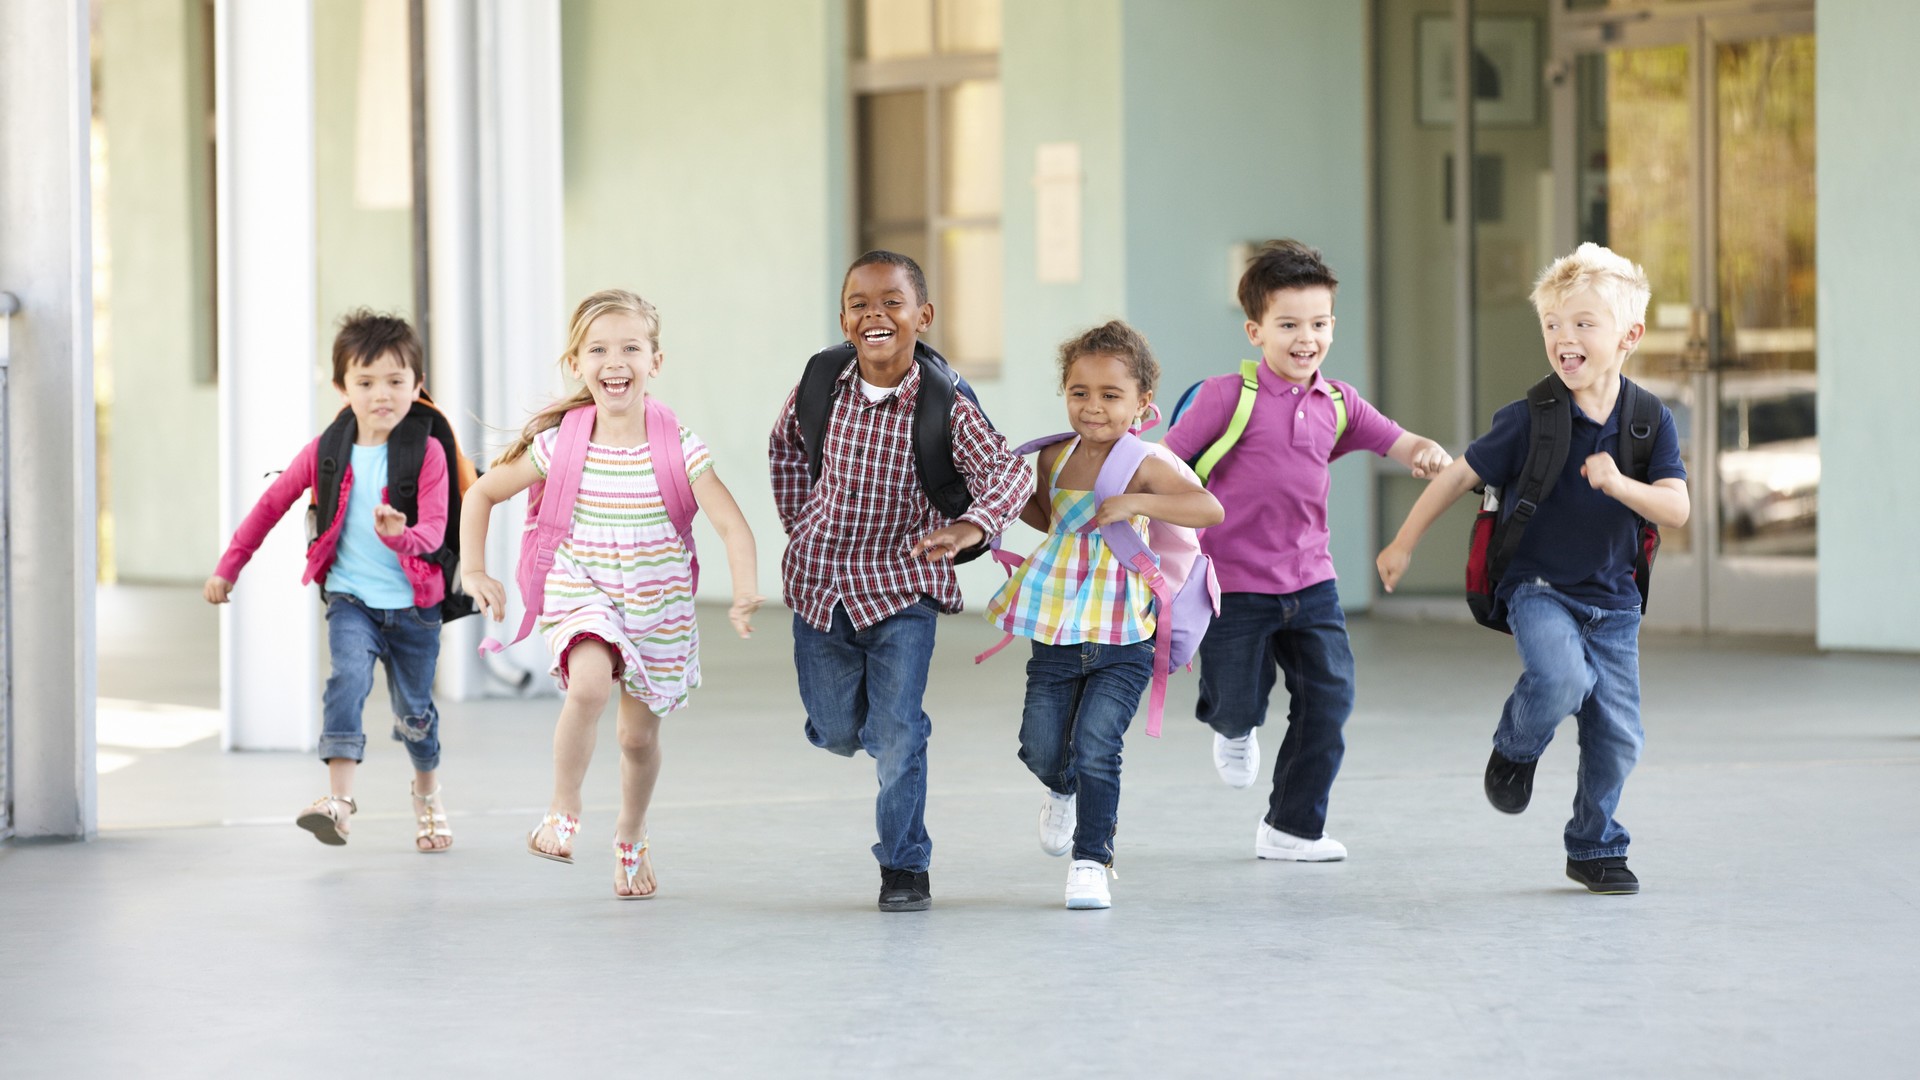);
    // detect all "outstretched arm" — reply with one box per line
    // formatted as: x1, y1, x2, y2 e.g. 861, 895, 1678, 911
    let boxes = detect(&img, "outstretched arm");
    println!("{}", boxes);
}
690, 468, 763, 638
1376, 455, 1482, 592
206, 440, 319, 604
1098, 455, 1224, 528
458, 452, 541, 623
